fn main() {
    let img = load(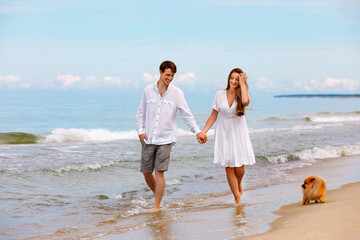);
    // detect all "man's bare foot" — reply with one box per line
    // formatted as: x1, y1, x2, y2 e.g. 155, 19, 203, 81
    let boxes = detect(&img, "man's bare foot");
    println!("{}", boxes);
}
147, 207, 161, 214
